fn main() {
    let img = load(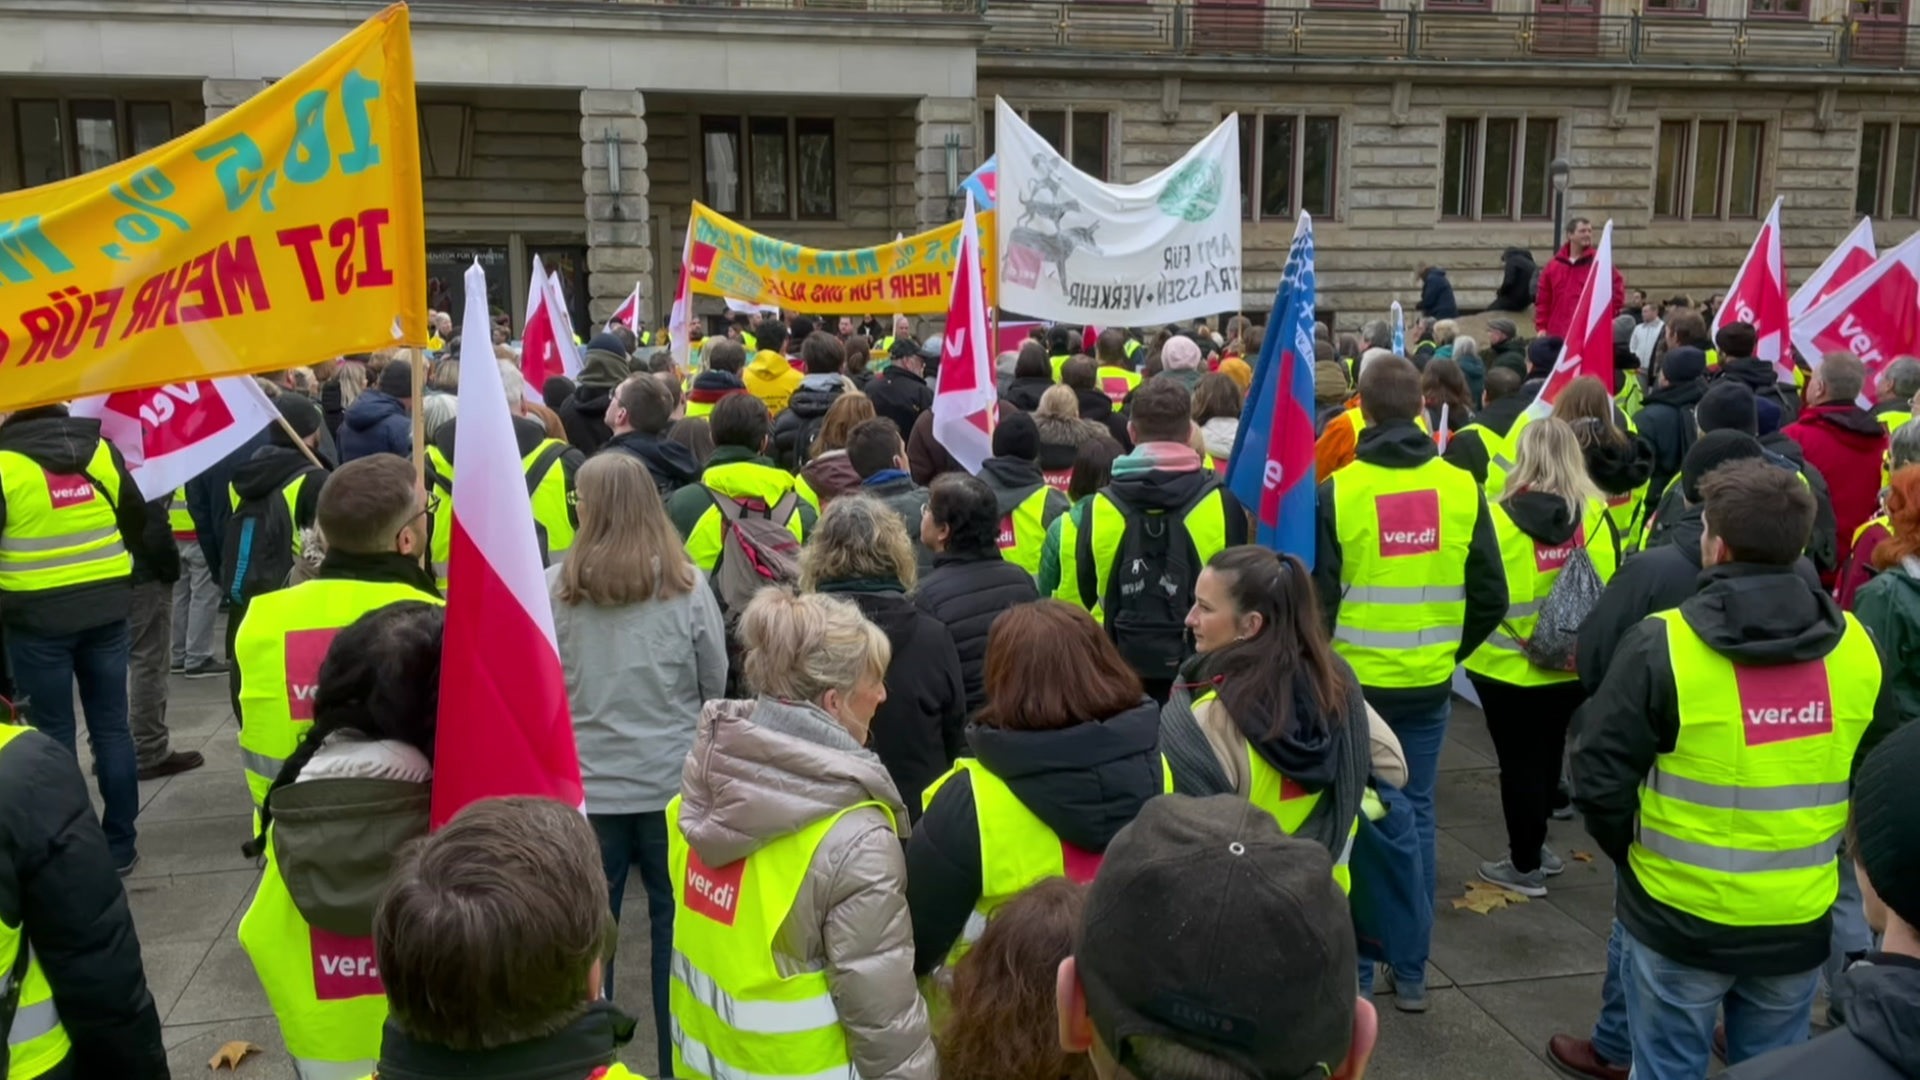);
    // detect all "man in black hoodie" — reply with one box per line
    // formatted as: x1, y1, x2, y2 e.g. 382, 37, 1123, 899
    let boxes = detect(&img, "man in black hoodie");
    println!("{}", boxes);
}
1714, 321, 1801, 424
770, 332, 849, 469
1312, 355, 1505, 1012
0, 405, 156, 874
599, 373, 696, 497
974, 411, 1069, 578
1637, 345, 1709, 504
557, 333, 632, 454
866, 338, 934, 442
1573, 460, 1896, 1080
